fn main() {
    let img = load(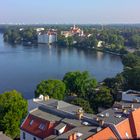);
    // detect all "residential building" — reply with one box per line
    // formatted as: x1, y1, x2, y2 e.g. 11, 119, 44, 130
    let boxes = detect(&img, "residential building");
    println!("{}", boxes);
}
61, 25, 84, 38
21, 92, 140, 140
38, 31, 57, 44
122, 90, 140, 102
